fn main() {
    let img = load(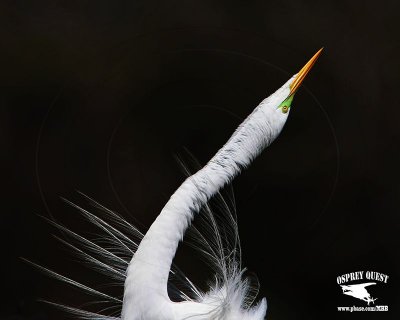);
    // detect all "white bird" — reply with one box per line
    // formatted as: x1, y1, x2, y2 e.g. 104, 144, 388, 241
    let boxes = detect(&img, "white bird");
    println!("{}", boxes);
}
28, 48, 322, 320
